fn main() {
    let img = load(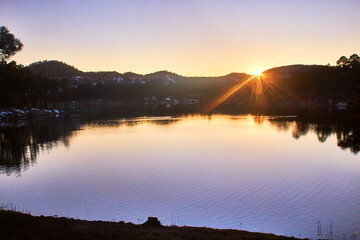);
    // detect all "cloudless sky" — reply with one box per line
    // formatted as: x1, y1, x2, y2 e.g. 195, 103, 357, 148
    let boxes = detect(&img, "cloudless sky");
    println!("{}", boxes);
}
1, 0, 360, 76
